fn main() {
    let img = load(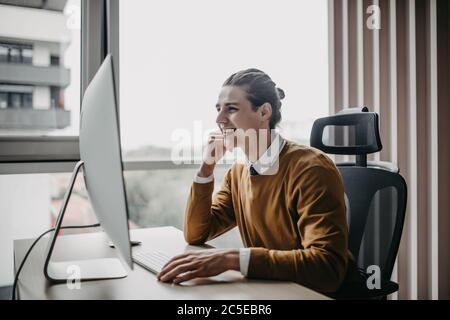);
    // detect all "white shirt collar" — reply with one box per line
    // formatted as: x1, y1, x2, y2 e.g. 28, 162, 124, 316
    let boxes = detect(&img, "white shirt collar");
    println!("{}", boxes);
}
246, 133, 286, 176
